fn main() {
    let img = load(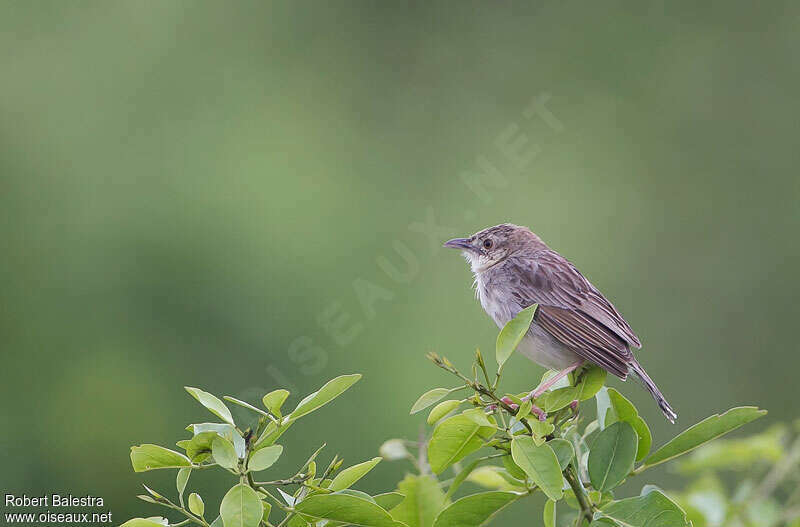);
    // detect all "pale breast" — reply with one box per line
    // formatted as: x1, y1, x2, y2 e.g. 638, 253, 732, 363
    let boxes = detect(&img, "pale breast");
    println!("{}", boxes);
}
476, 267, 580, 370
